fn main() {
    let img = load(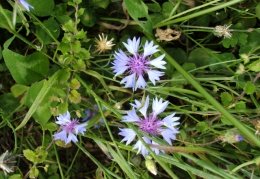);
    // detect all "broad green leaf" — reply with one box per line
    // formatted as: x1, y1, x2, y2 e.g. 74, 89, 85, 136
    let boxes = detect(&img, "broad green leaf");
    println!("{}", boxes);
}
36, 17, 60, 44
0, 93, 20, 114
256, 3, 260, 20
124, 0, 148, 19
162, 2, 174, 17
235, 101, 246, 110
196, 122, 209, 132
123, 0, 152, 34
28, 0, 55, 17
29, 166, 39, 178
0, 7, 13, 31
80, 8, 96, 27
24, 80, 52, 126
3, 38, 49, 85
8, 174, 22, 179
147, 2, 161, 13
23, 149, 36, 163
244, 81, 255, 95
34, 147, 48, 163
15, 70, 65, 131
188, 48, 217, 67
91, 0, 110, 9
222, 32, 248, 48
239, 30, 260, 53
11, 84, 29, 97
221, 92, 233, 106
247, 59, 260, 72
